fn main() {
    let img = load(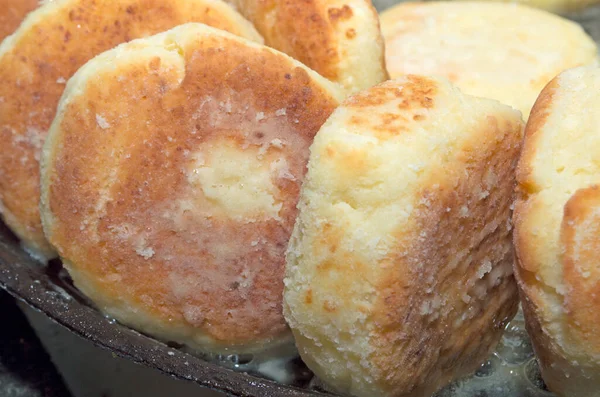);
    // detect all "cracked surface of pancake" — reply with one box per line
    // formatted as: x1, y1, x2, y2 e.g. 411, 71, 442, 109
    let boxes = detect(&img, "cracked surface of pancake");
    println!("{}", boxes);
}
514, 65, 600, 397
226, 0, 389, 94
0, 0, 262, 261
381, 1, 598, 119
0, 0, 38, 41
283, 76, 523, 397
40, 23, 342, 353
